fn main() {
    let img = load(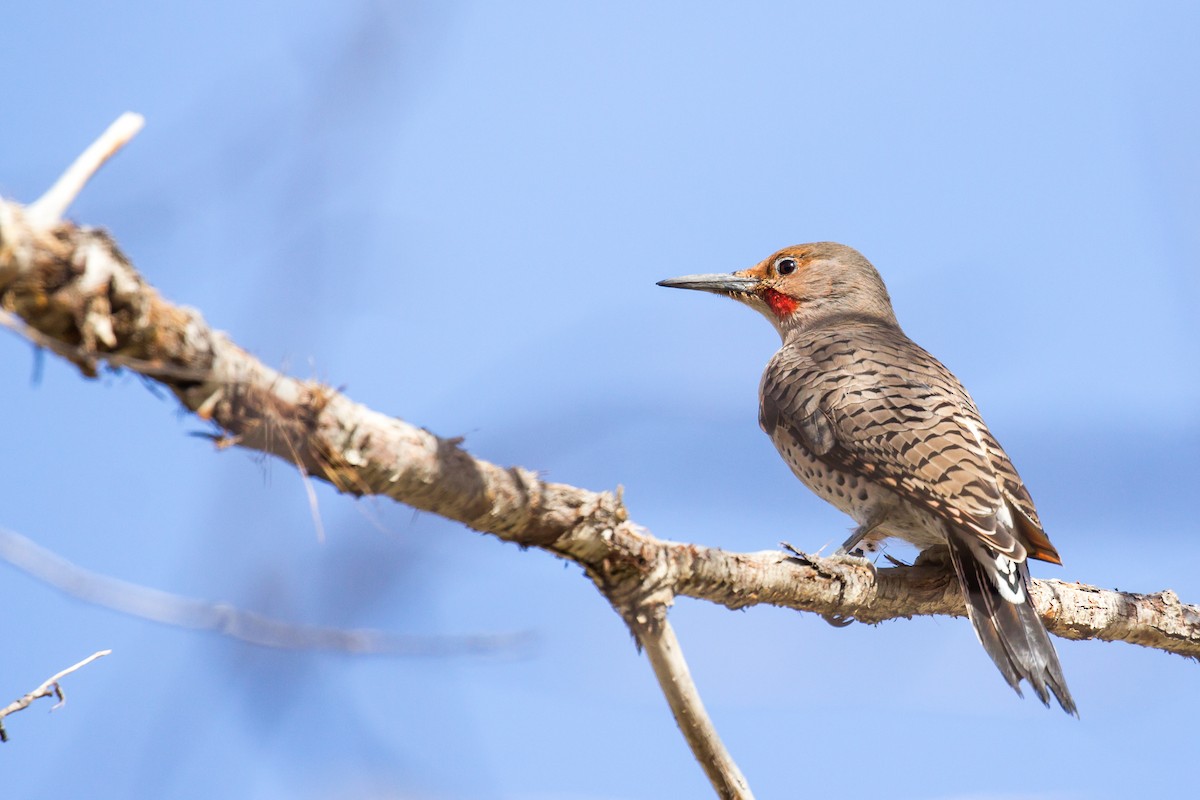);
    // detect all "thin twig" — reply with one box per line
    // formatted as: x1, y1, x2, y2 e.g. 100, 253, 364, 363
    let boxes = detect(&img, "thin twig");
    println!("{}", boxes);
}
0, 650, 111, 742
26, 112, 144, 227
630, 613, 754, 800
287, 437, 328, 544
